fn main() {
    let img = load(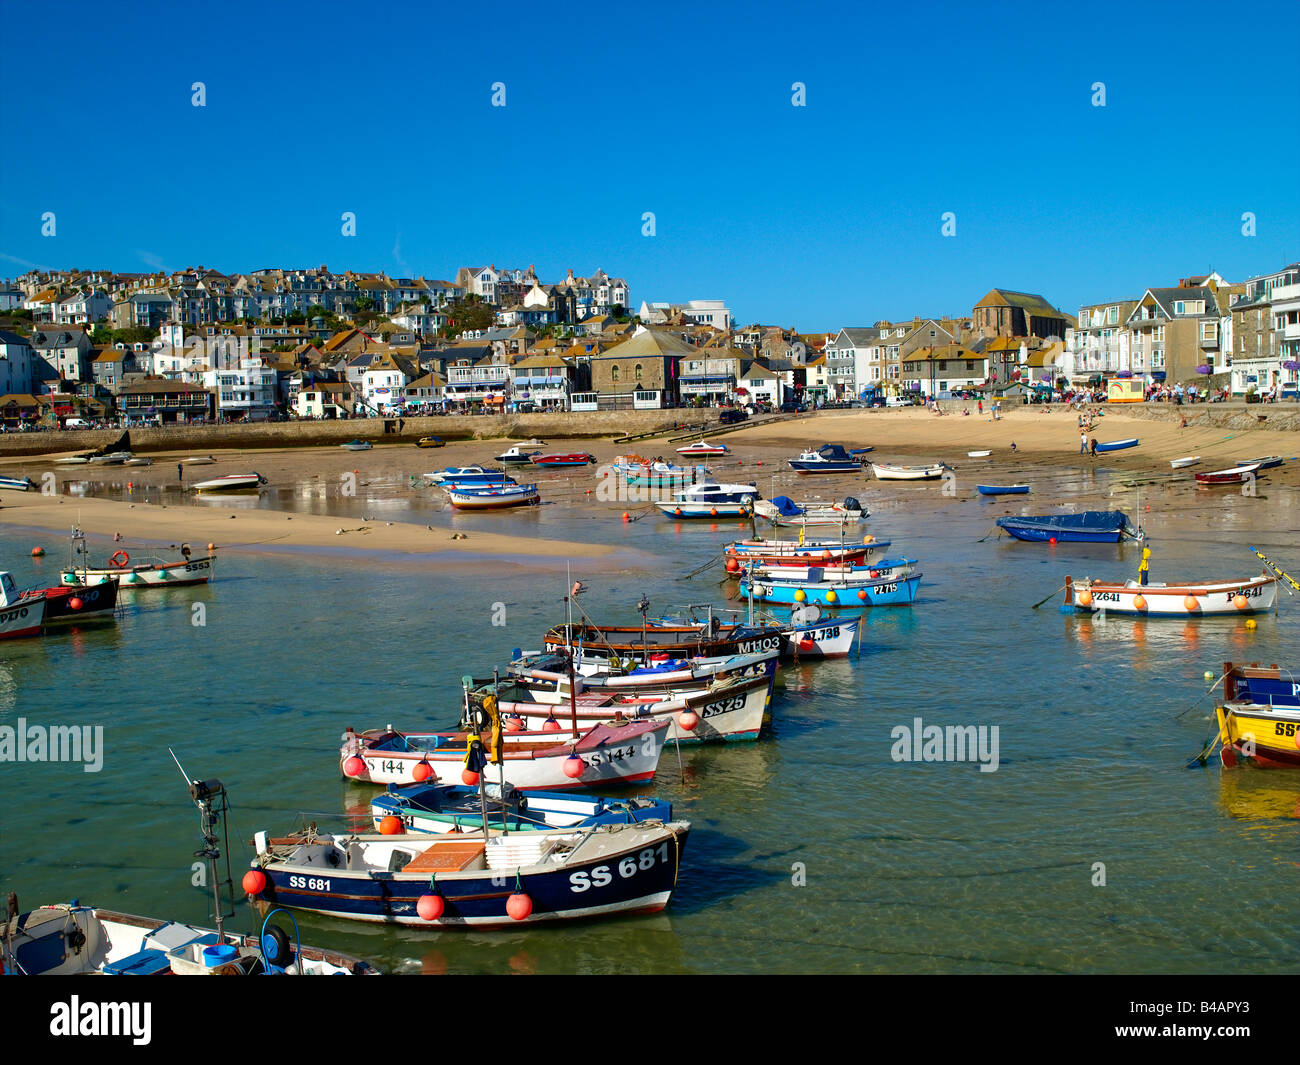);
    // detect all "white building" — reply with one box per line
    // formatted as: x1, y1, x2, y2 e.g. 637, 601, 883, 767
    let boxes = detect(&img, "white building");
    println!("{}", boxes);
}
203, 356, 278, 420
